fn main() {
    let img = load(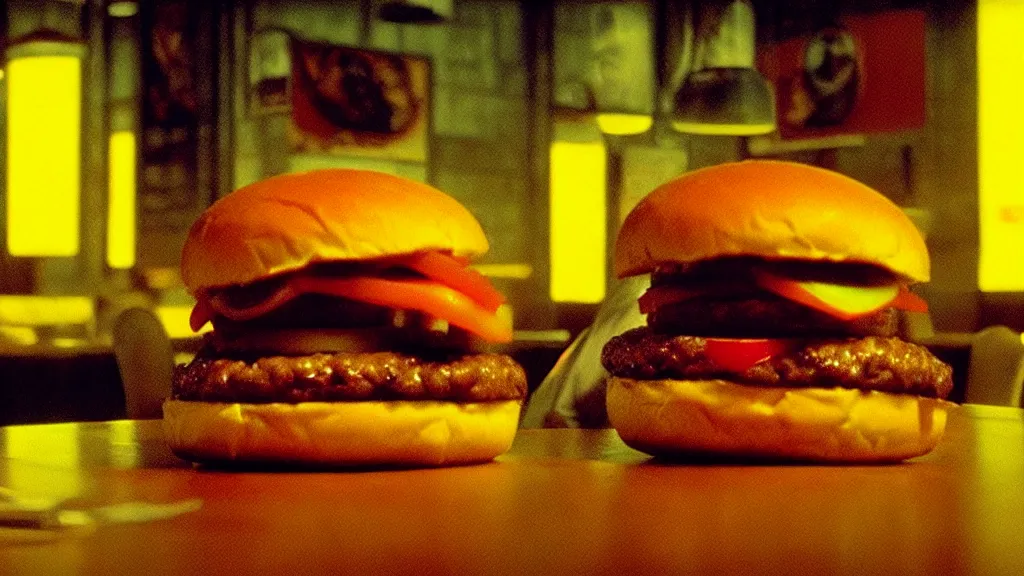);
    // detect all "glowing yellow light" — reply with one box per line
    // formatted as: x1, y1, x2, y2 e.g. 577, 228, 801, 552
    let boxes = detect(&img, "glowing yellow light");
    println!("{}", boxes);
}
0, 326, 38, 346
5, 424, 83, 500
6, 53, 82, 256
107, 1, 139, 17
978, 0, 1024, 291
549, 140, 607, 303
0, 295, 94, 327
670, 120, 776, 136
156, 304, 212, 340
596, 113, 653, 136
471, 263, 533, 279
107, 131, 137, 269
